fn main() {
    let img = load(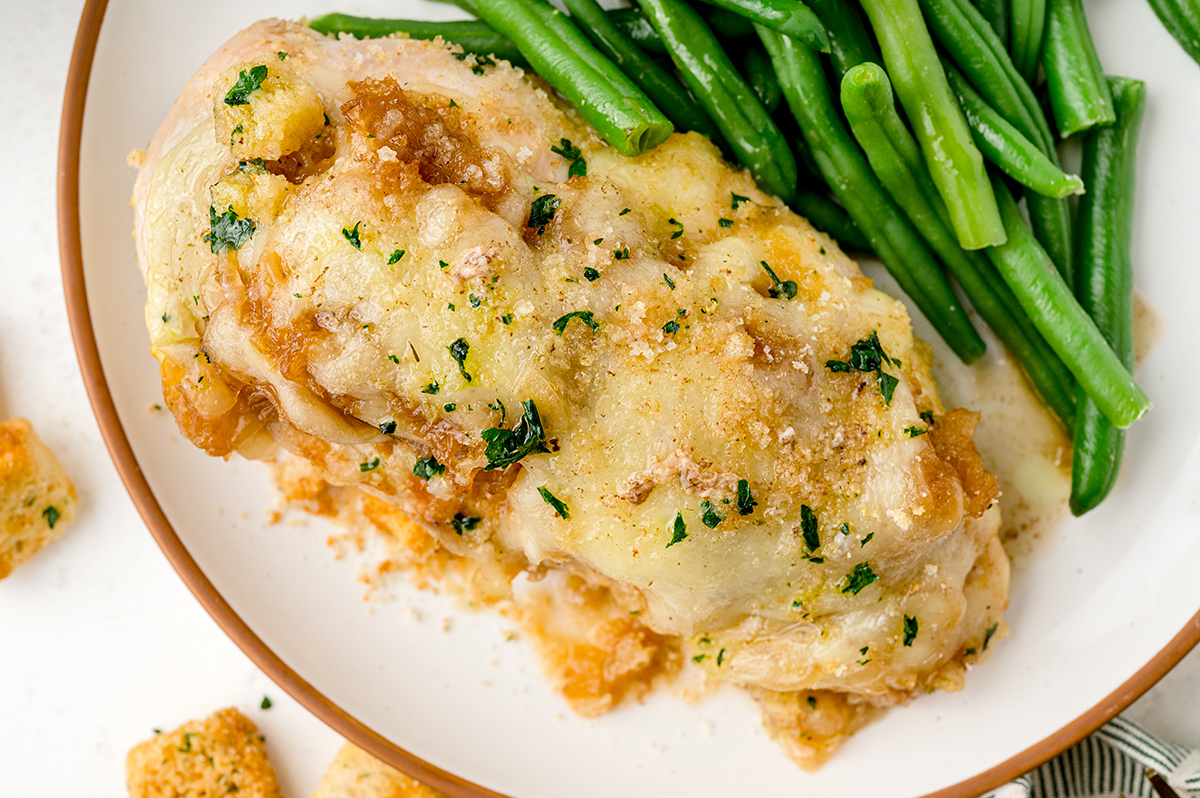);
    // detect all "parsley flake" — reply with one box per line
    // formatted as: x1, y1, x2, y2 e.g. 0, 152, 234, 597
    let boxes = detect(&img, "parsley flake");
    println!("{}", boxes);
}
663, 273, 676, 290
413, 456, 445, 480
731, 192, 751, 209
388, 249, 405, 265
342, 222, 363, 250
380, 420, 397, 435
584, 267, 601, 282
983, 622, 999, 651
448, 338, 471, 382
450, 513, 481, 535
224, 65, 269, 106
42, 506, 60, 529
800, 505, 819, 551
668, 218, 684, 239
841, 562, 878, 595
614, 247, 630, 260
500, 313, 513, 325
261, 696, 273, 709
527, 194, 560, 233
904, 426, 927, 438
861, 531, 875, 547
903, 615, 919, 646
360, 458, 381, 472
421, 381, 440, 395
538, 486, 570, 519
619, 207, 631, 216
481, 400, 550, 471
839, 522, 851, 536
277, 51, 288, 60
761, 261, 798, 299
666, 512, 688, 547
736, 479, 757, 515
388, 354, 400, 364
879, 373, 899, 405
204, 205, 255, 254
807, 695, 817, 709
550, 138, 587, 178
827, 331, 900, 405
718, 217, 733, 228
444, 403, 457, 412
700, 500, 725, 528
552, 311, 600, 335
